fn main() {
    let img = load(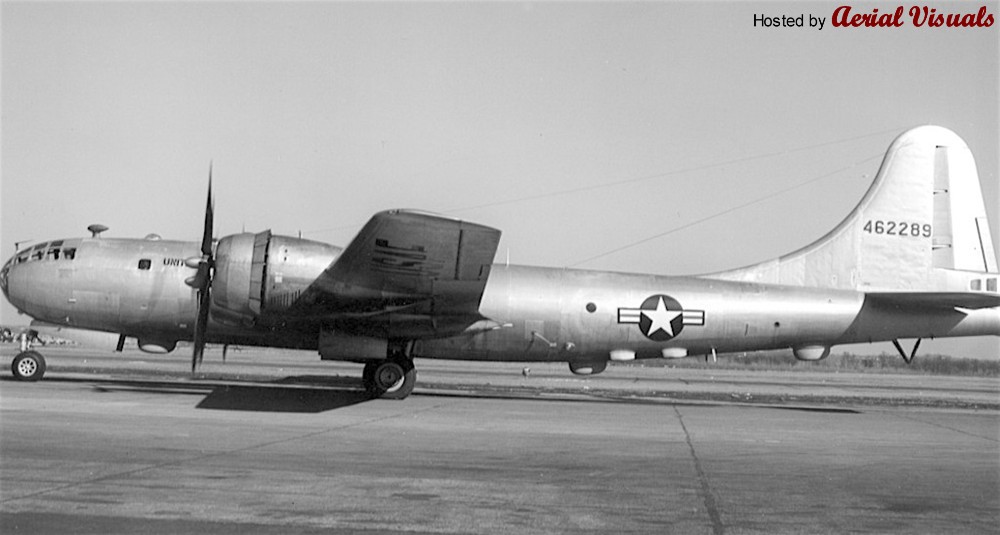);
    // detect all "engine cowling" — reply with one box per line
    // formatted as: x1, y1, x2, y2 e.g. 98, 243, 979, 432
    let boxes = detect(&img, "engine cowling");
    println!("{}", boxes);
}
211, 233, 257, 326
211, 231, 340, 327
